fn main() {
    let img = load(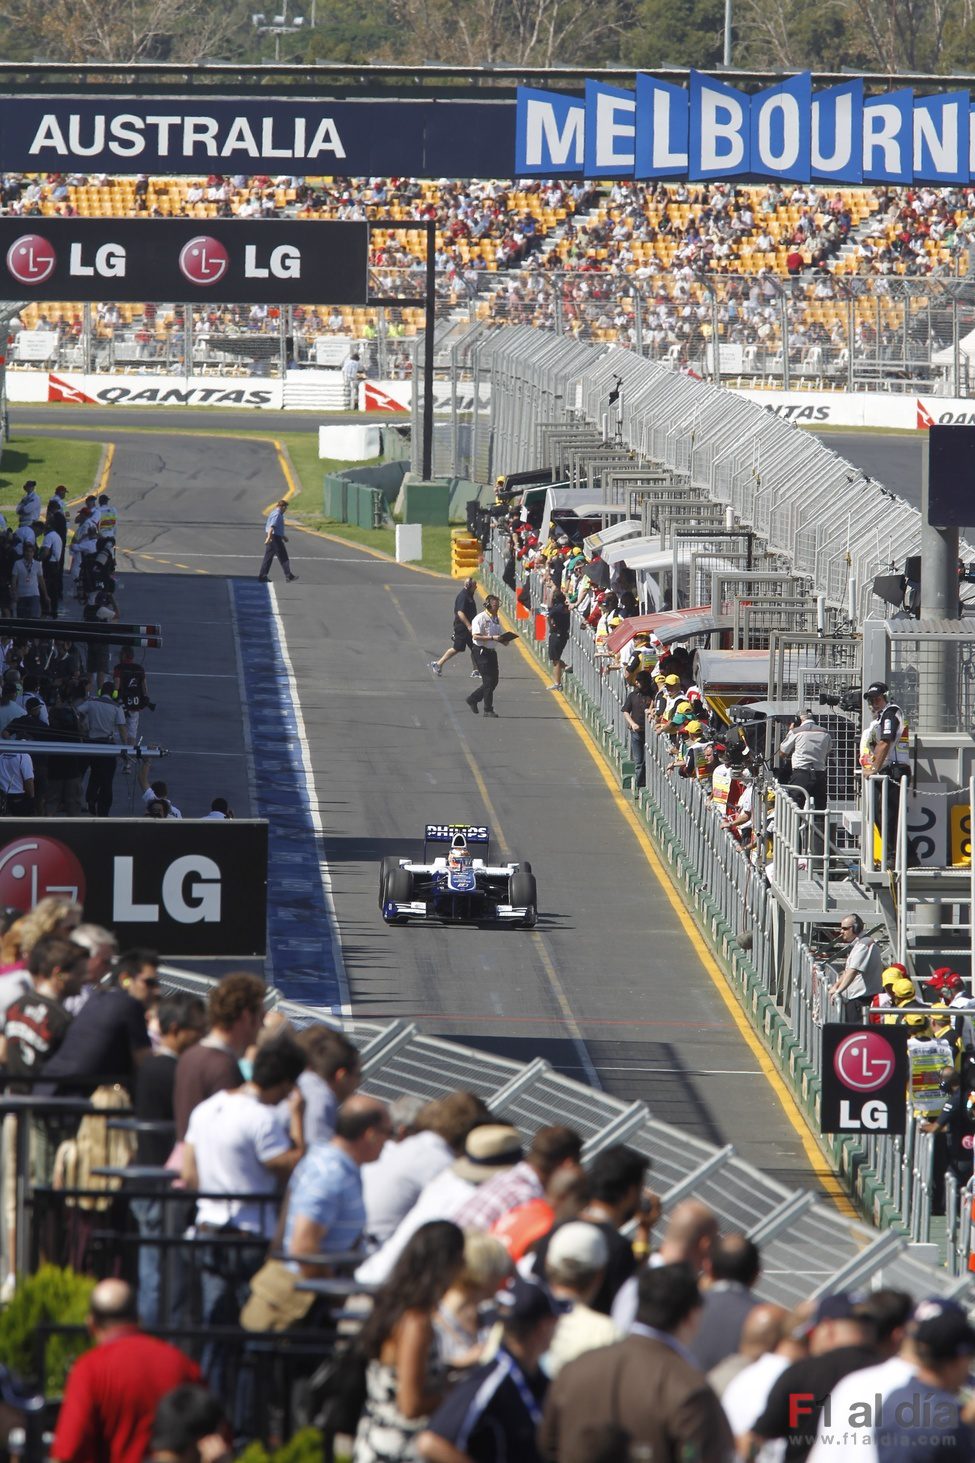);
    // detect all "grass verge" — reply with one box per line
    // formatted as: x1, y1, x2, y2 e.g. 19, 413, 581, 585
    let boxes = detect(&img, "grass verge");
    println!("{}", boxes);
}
0, 435, 104, 515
